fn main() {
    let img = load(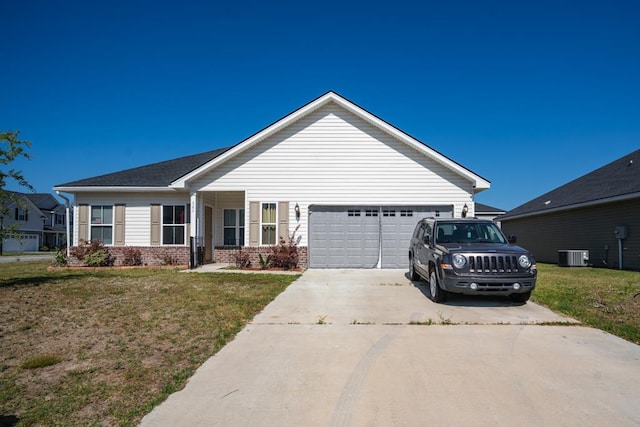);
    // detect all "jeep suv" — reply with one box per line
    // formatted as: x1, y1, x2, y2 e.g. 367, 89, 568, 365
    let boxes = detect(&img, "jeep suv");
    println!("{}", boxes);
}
408, 218, 537, 303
